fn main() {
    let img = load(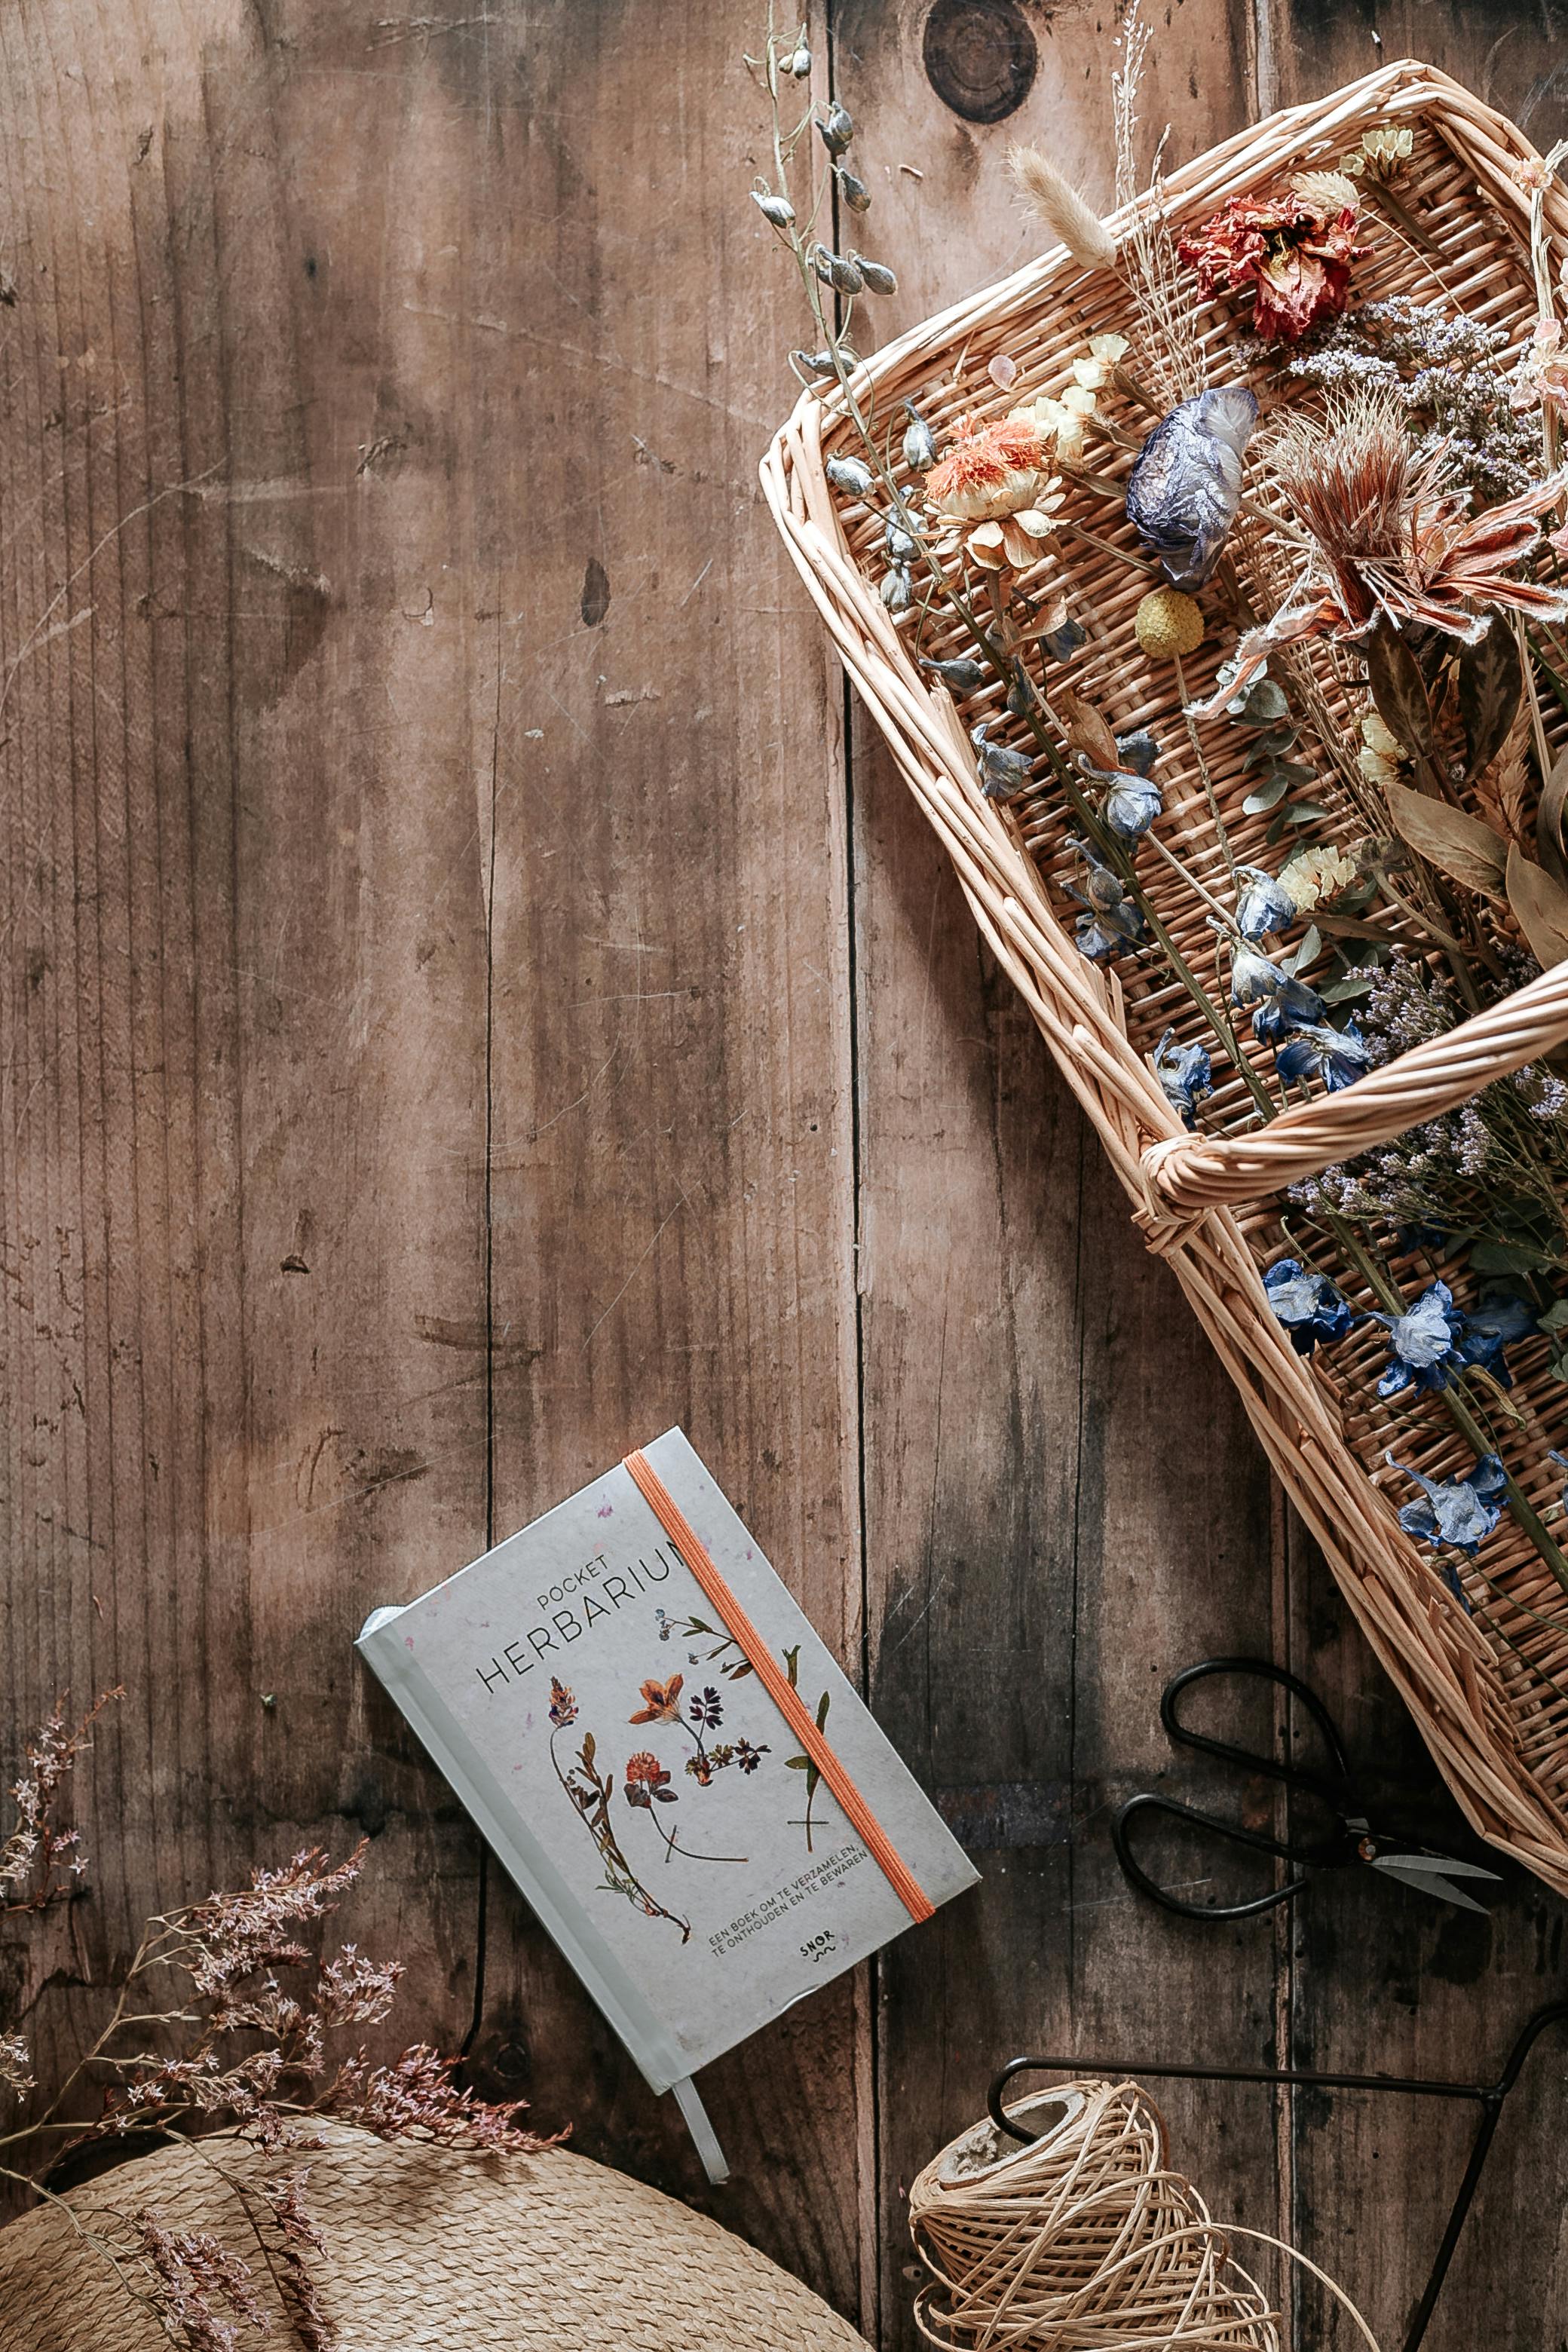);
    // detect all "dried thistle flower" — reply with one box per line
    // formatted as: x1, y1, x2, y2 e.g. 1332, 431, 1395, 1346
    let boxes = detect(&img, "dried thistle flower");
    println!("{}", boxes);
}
1268, 387, 1568, 641
1287, 296, 1545, 504
1006, 142, 1117, 272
